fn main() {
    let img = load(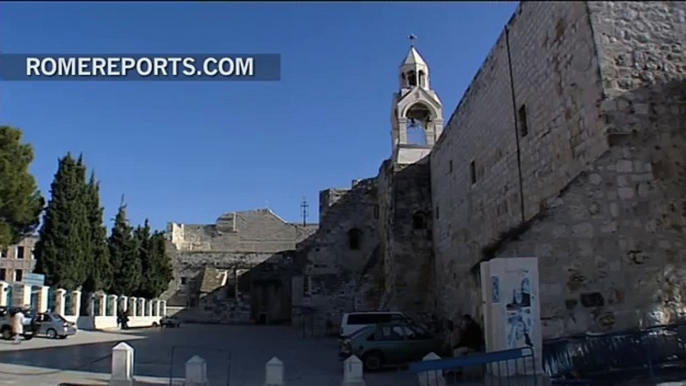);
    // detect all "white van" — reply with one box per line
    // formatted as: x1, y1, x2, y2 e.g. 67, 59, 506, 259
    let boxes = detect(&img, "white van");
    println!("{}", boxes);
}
339, 312, 408, 338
